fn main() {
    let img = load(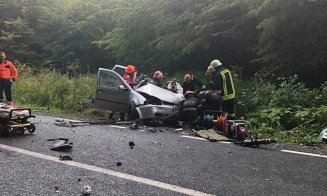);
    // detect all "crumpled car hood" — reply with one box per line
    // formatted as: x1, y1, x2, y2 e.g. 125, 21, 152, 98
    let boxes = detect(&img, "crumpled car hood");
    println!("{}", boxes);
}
136, 83, 184, 105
